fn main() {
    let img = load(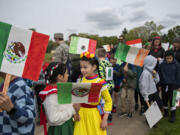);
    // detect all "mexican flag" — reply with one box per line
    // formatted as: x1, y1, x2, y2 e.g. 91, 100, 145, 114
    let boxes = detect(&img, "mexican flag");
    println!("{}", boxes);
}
115, 43, 149, 67
69, 36, 97, 54
0, 22, 49, 81
172, 91, 180, 107
126, 39, 142, 48
57, 82, 102, 104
